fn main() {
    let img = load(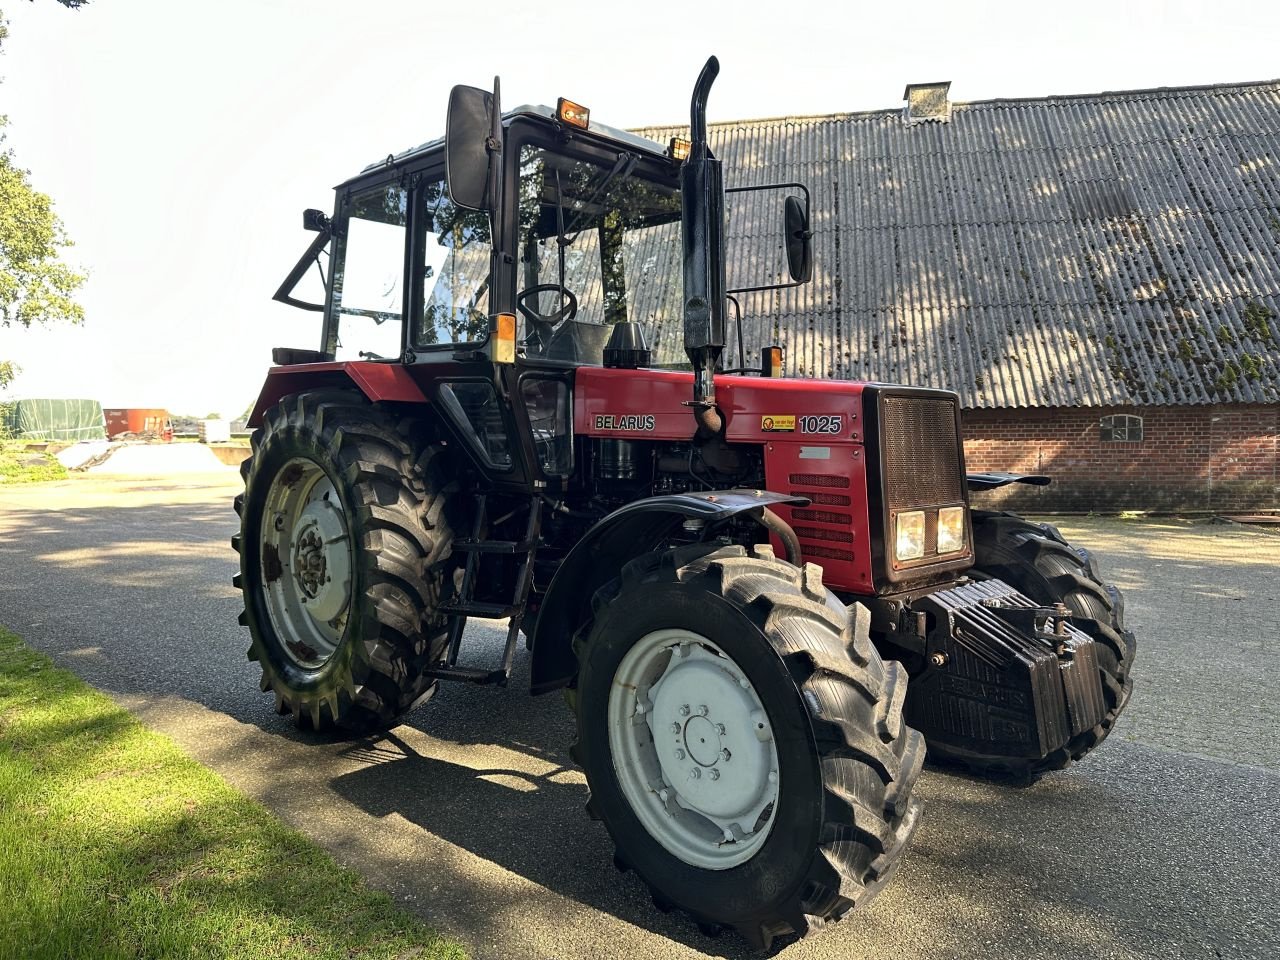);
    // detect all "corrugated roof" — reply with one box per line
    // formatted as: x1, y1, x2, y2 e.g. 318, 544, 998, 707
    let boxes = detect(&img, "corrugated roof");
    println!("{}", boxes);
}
635, 79, 1280, 407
